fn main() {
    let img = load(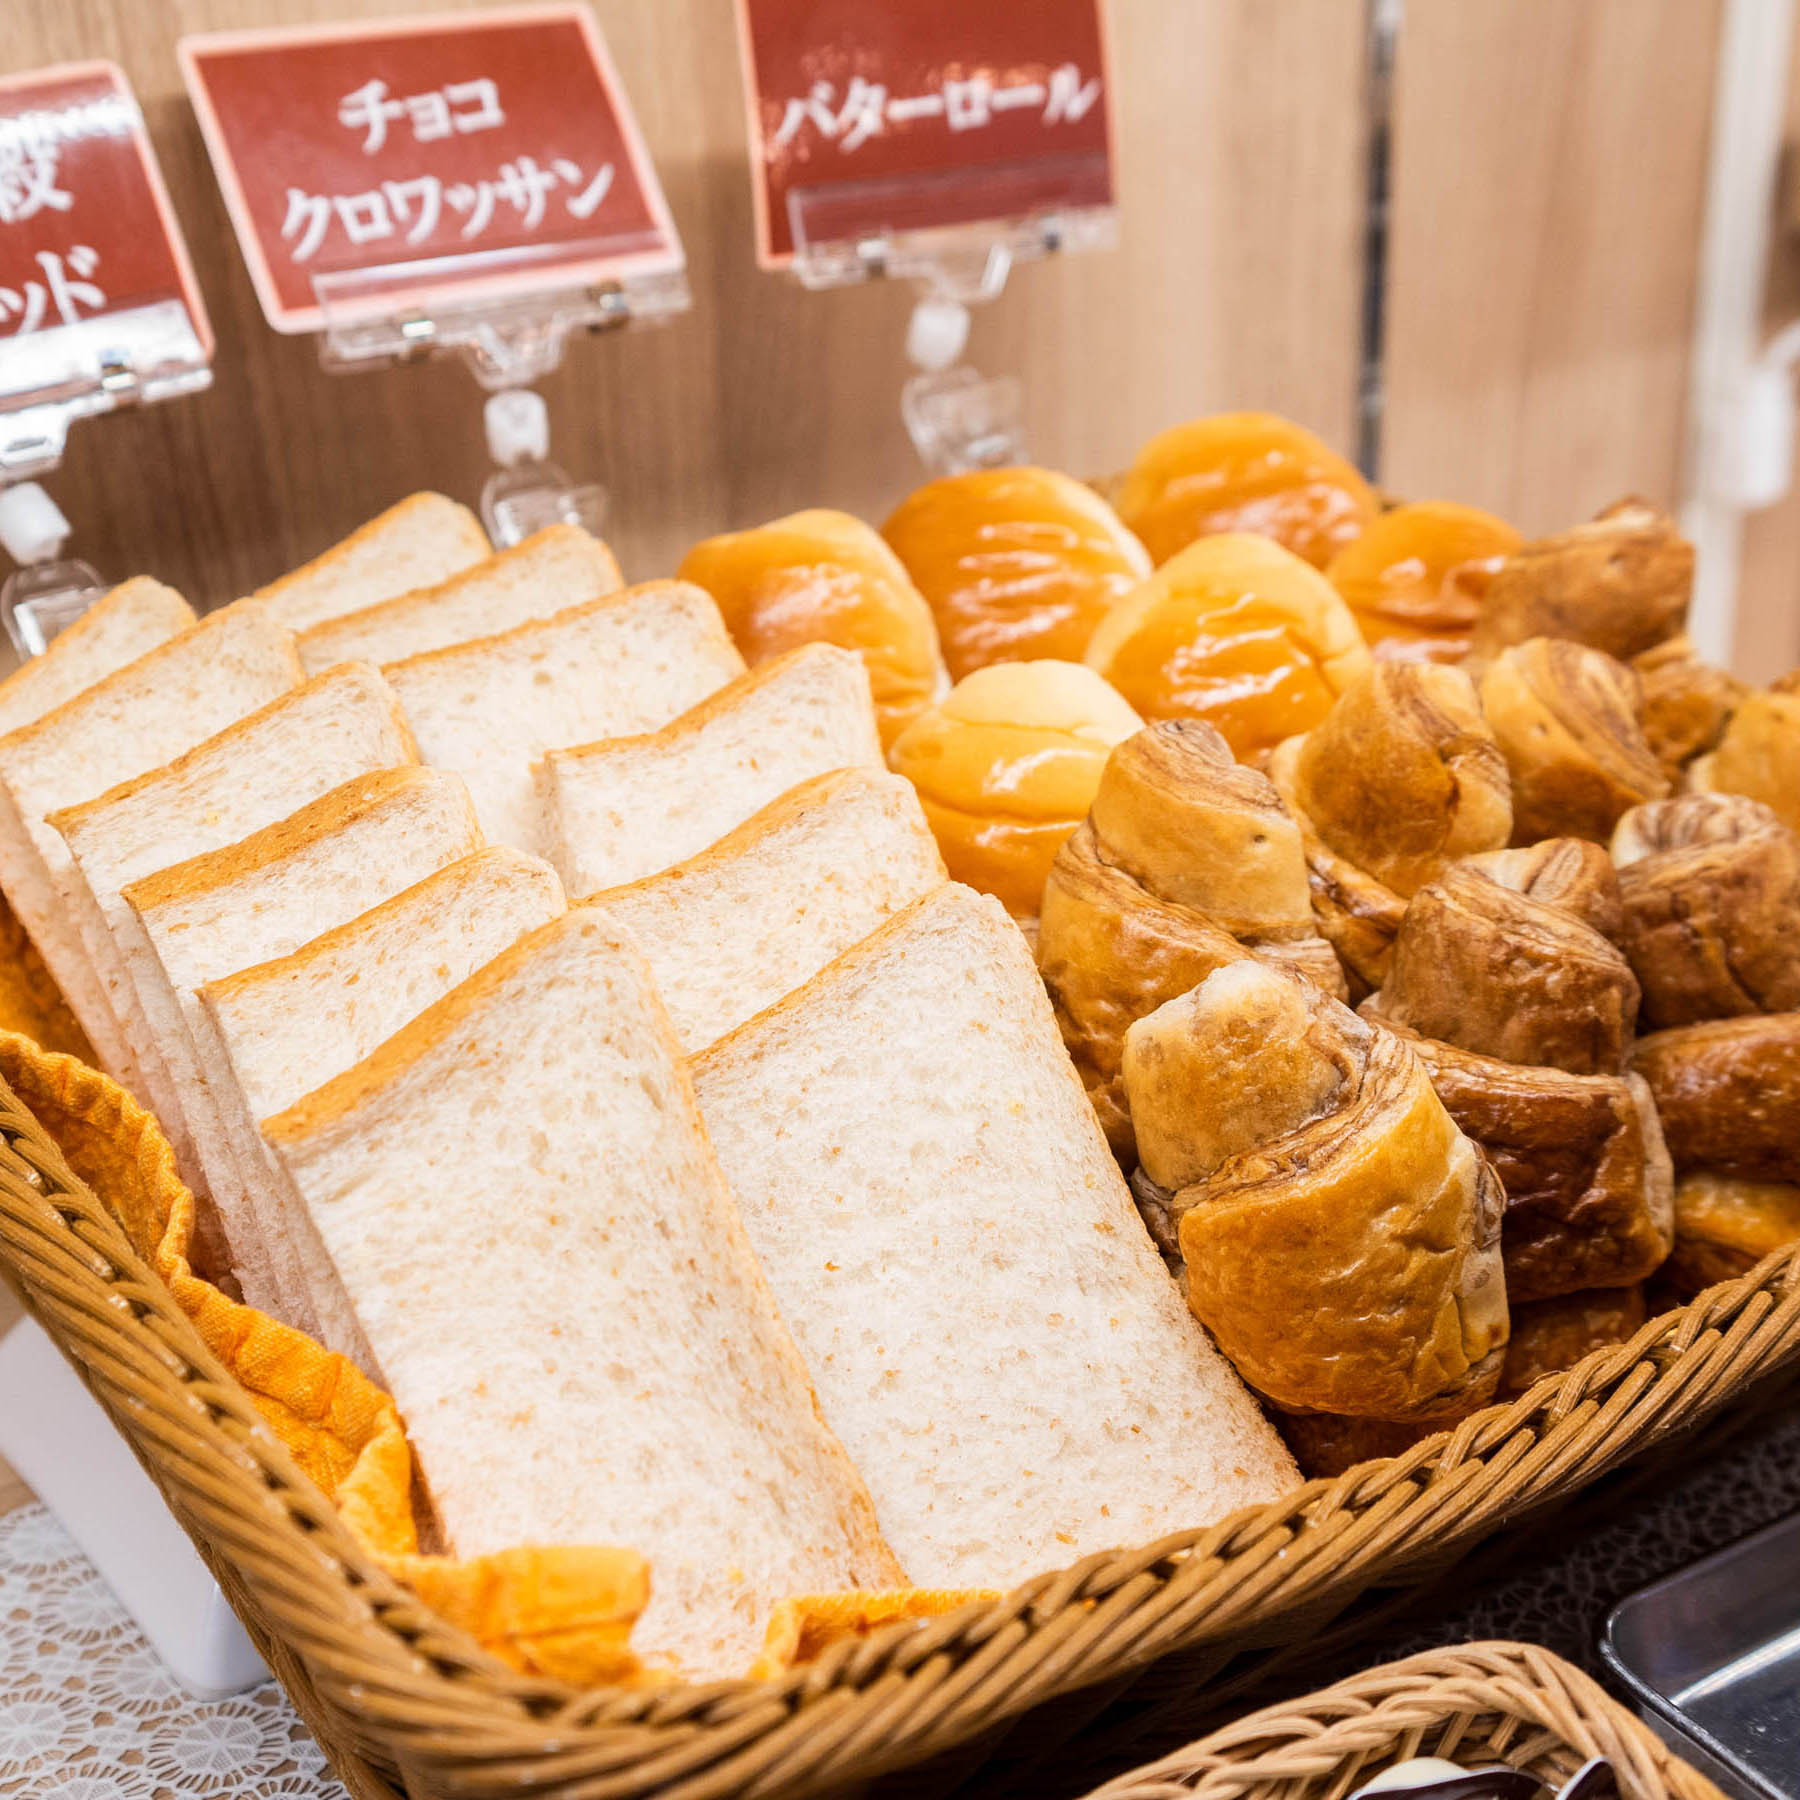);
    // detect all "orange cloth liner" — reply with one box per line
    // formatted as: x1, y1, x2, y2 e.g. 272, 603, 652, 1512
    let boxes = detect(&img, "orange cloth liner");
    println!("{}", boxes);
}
0, 1016, 988, 1685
